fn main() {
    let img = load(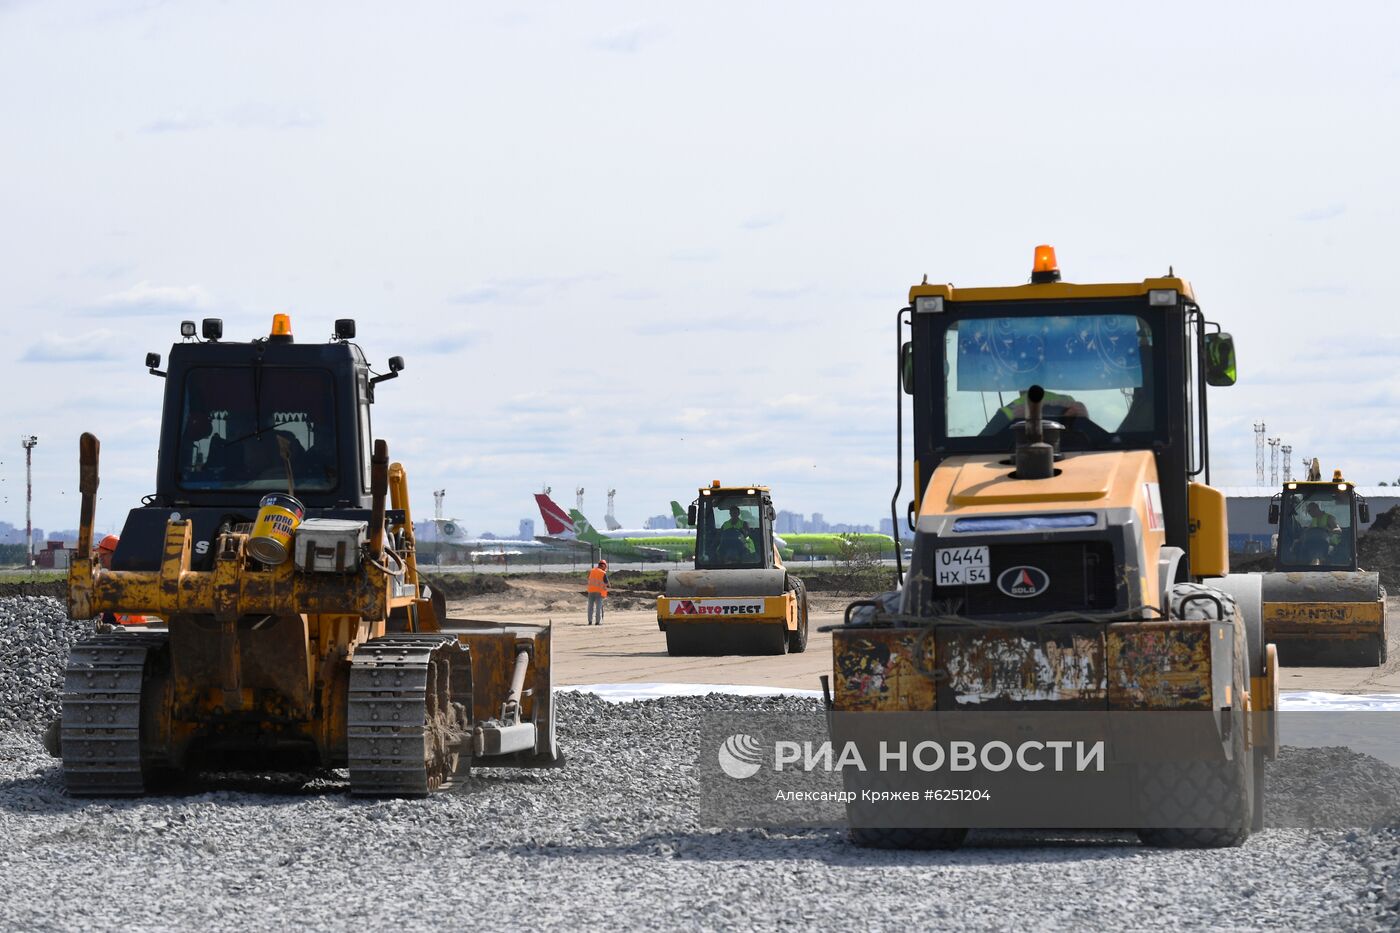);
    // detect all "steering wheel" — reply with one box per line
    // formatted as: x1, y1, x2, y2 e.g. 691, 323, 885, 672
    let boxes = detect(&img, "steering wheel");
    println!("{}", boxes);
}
717, 528, 749, 561
1296, 526, 1332, 563
1056, 415, 1113, 450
